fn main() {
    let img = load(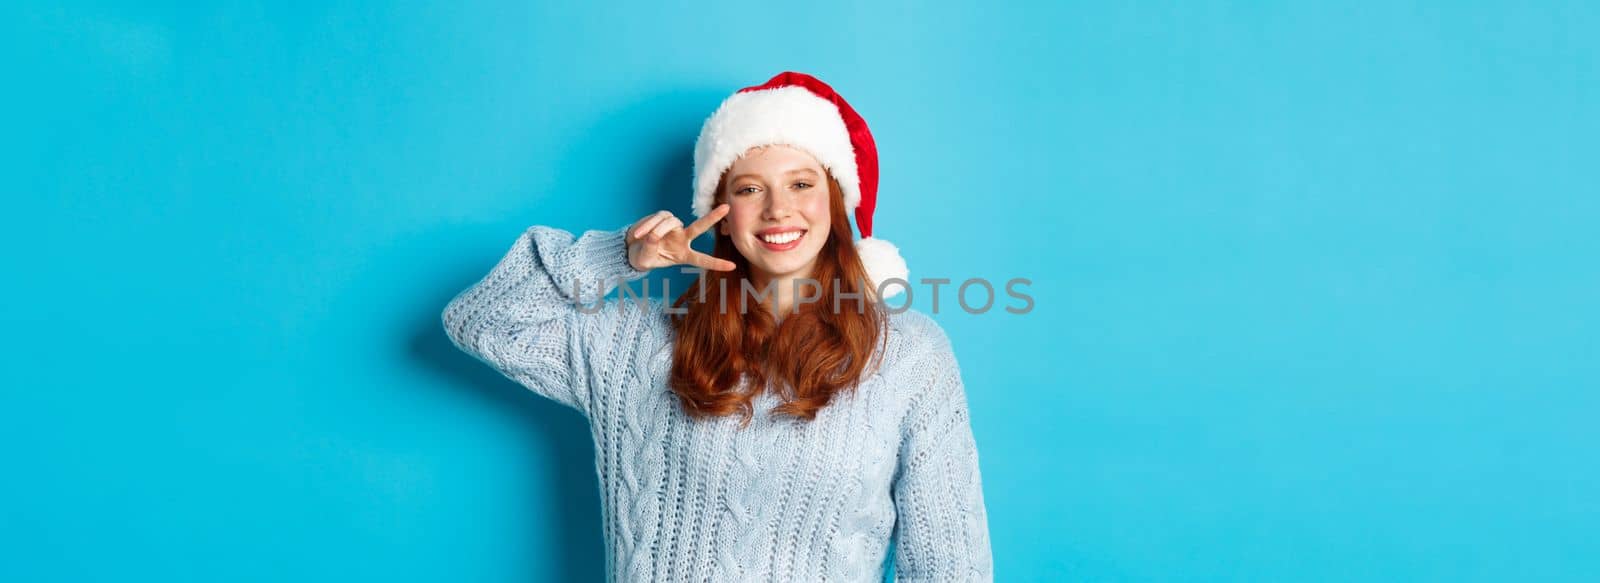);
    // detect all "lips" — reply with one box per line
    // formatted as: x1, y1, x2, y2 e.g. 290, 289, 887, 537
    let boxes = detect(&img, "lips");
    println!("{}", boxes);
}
757, 228, 807, 251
